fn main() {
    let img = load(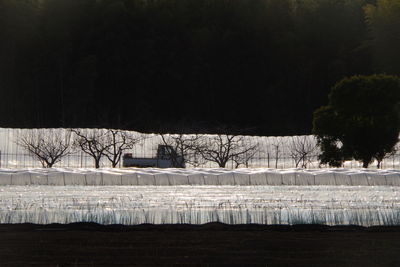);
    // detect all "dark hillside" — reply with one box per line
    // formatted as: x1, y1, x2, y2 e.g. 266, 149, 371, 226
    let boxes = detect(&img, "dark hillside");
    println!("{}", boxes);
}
1, 0, 397, 135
